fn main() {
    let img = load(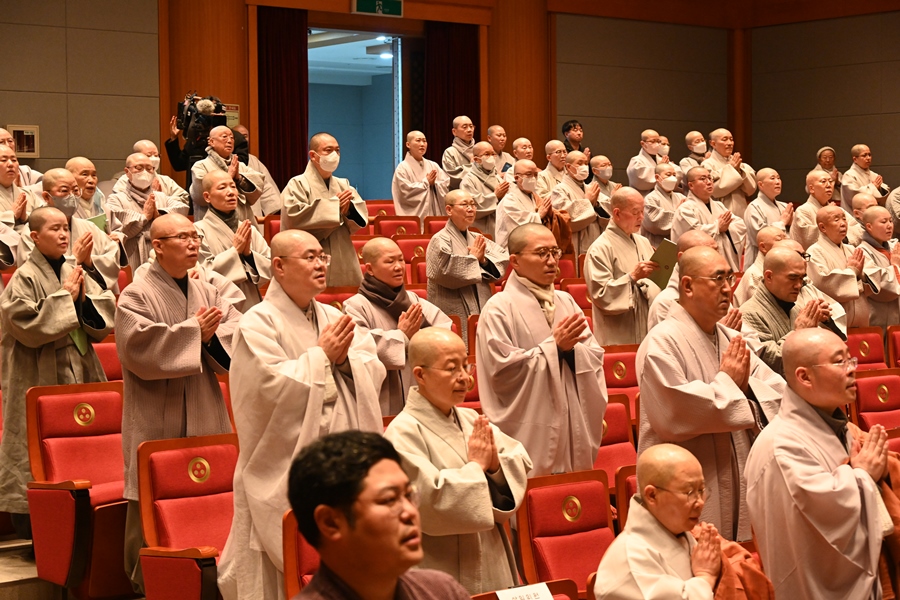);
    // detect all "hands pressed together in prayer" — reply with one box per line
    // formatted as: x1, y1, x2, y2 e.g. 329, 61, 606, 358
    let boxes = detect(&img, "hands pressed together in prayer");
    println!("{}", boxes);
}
793, 299, 831, 330
398, 303, 424, 340
337, 189, 354, 216
729, 152, 743, 171
554, 313, 590, 352
717, 211, 732, 233
143, 194, 159, 222
720, 334, 750, 393
468, 415, 501, 473
227, 155, 241, 181
319, 314, 355, 365
14, 192, 28, 223
851, 424, 889, 482
537, 196, 552, 220
585, 181, 601, 204
718, 307, 743, 331
232, 219, 253, 256
63, 266, 85, 302
780, 202, 794, 227
73, 231, 94, 268
195, 306, 223, 343
847, 247, 865, 277
691, 522, 722, 590
467, 234, 487, 263
426, 169, 438, 186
